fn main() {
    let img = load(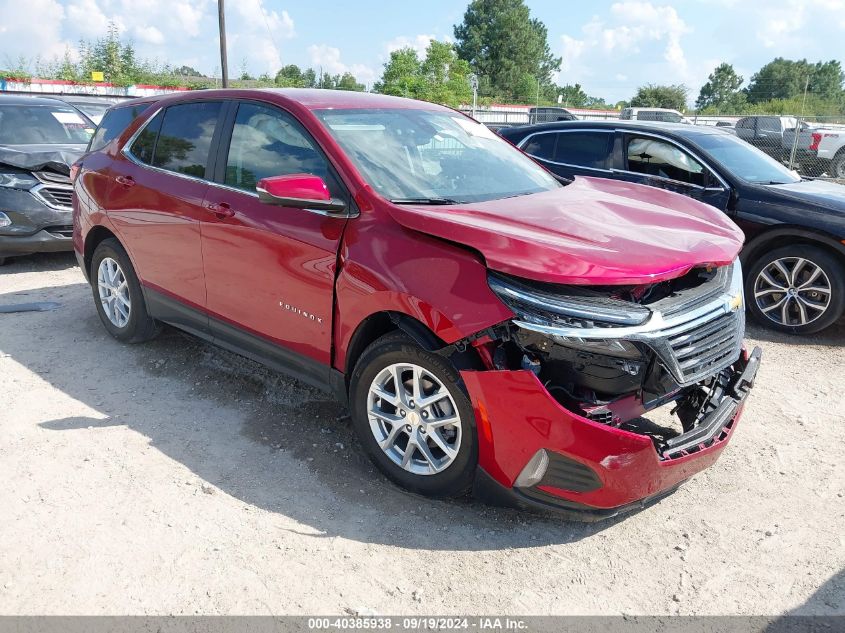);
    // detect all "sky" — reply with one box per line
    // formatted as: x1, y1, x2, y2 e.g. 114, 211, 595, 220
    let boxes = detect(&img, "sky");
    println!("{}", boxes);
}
0, 0, 843, 105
